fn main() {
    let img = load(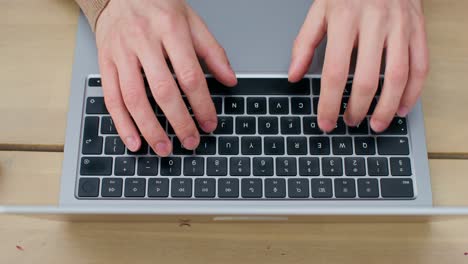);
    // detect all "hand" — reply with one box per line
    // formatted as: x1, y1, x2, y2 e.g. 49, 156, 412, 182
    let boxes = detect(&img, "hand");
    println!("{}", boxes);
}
289, 0, 429, 132
95, 0, 237, 156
